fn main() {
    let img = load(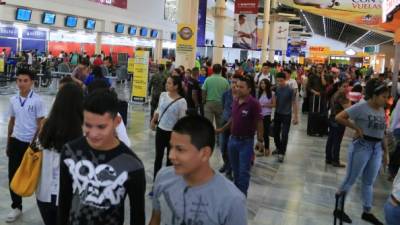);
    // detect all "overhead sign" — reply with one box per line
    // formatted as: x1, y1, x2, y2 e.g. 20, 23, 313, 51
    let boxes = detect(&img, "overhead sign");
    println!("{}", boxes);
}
22, 29, 47, 40
280, 0, 388, 32
88, 0, 127, 9
310, 46, 330, 54
131, 51, 149, 103
176, 23, 196, 54
382, 0, 400, 22
270, 22, 289, 51
233, 0, 259, 50
0, 27, 18, 38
